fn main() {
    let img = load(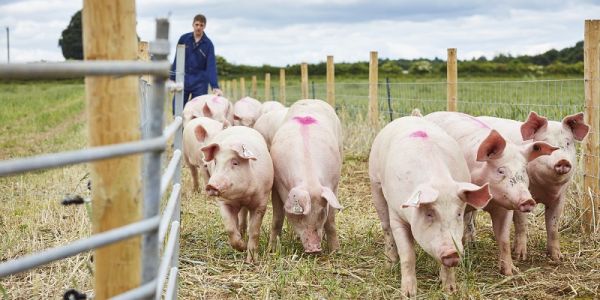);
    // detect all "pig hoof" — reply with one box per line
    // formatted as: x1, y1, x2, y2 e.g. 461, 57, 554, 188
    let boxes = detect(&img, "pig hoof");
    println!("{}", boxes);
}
500, 264, 518, 276
513, 245, 528, 261
444, 283, 457, 294
547, 249, 563, 262
231, 241, 247, 252
401, 283, 417, 298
